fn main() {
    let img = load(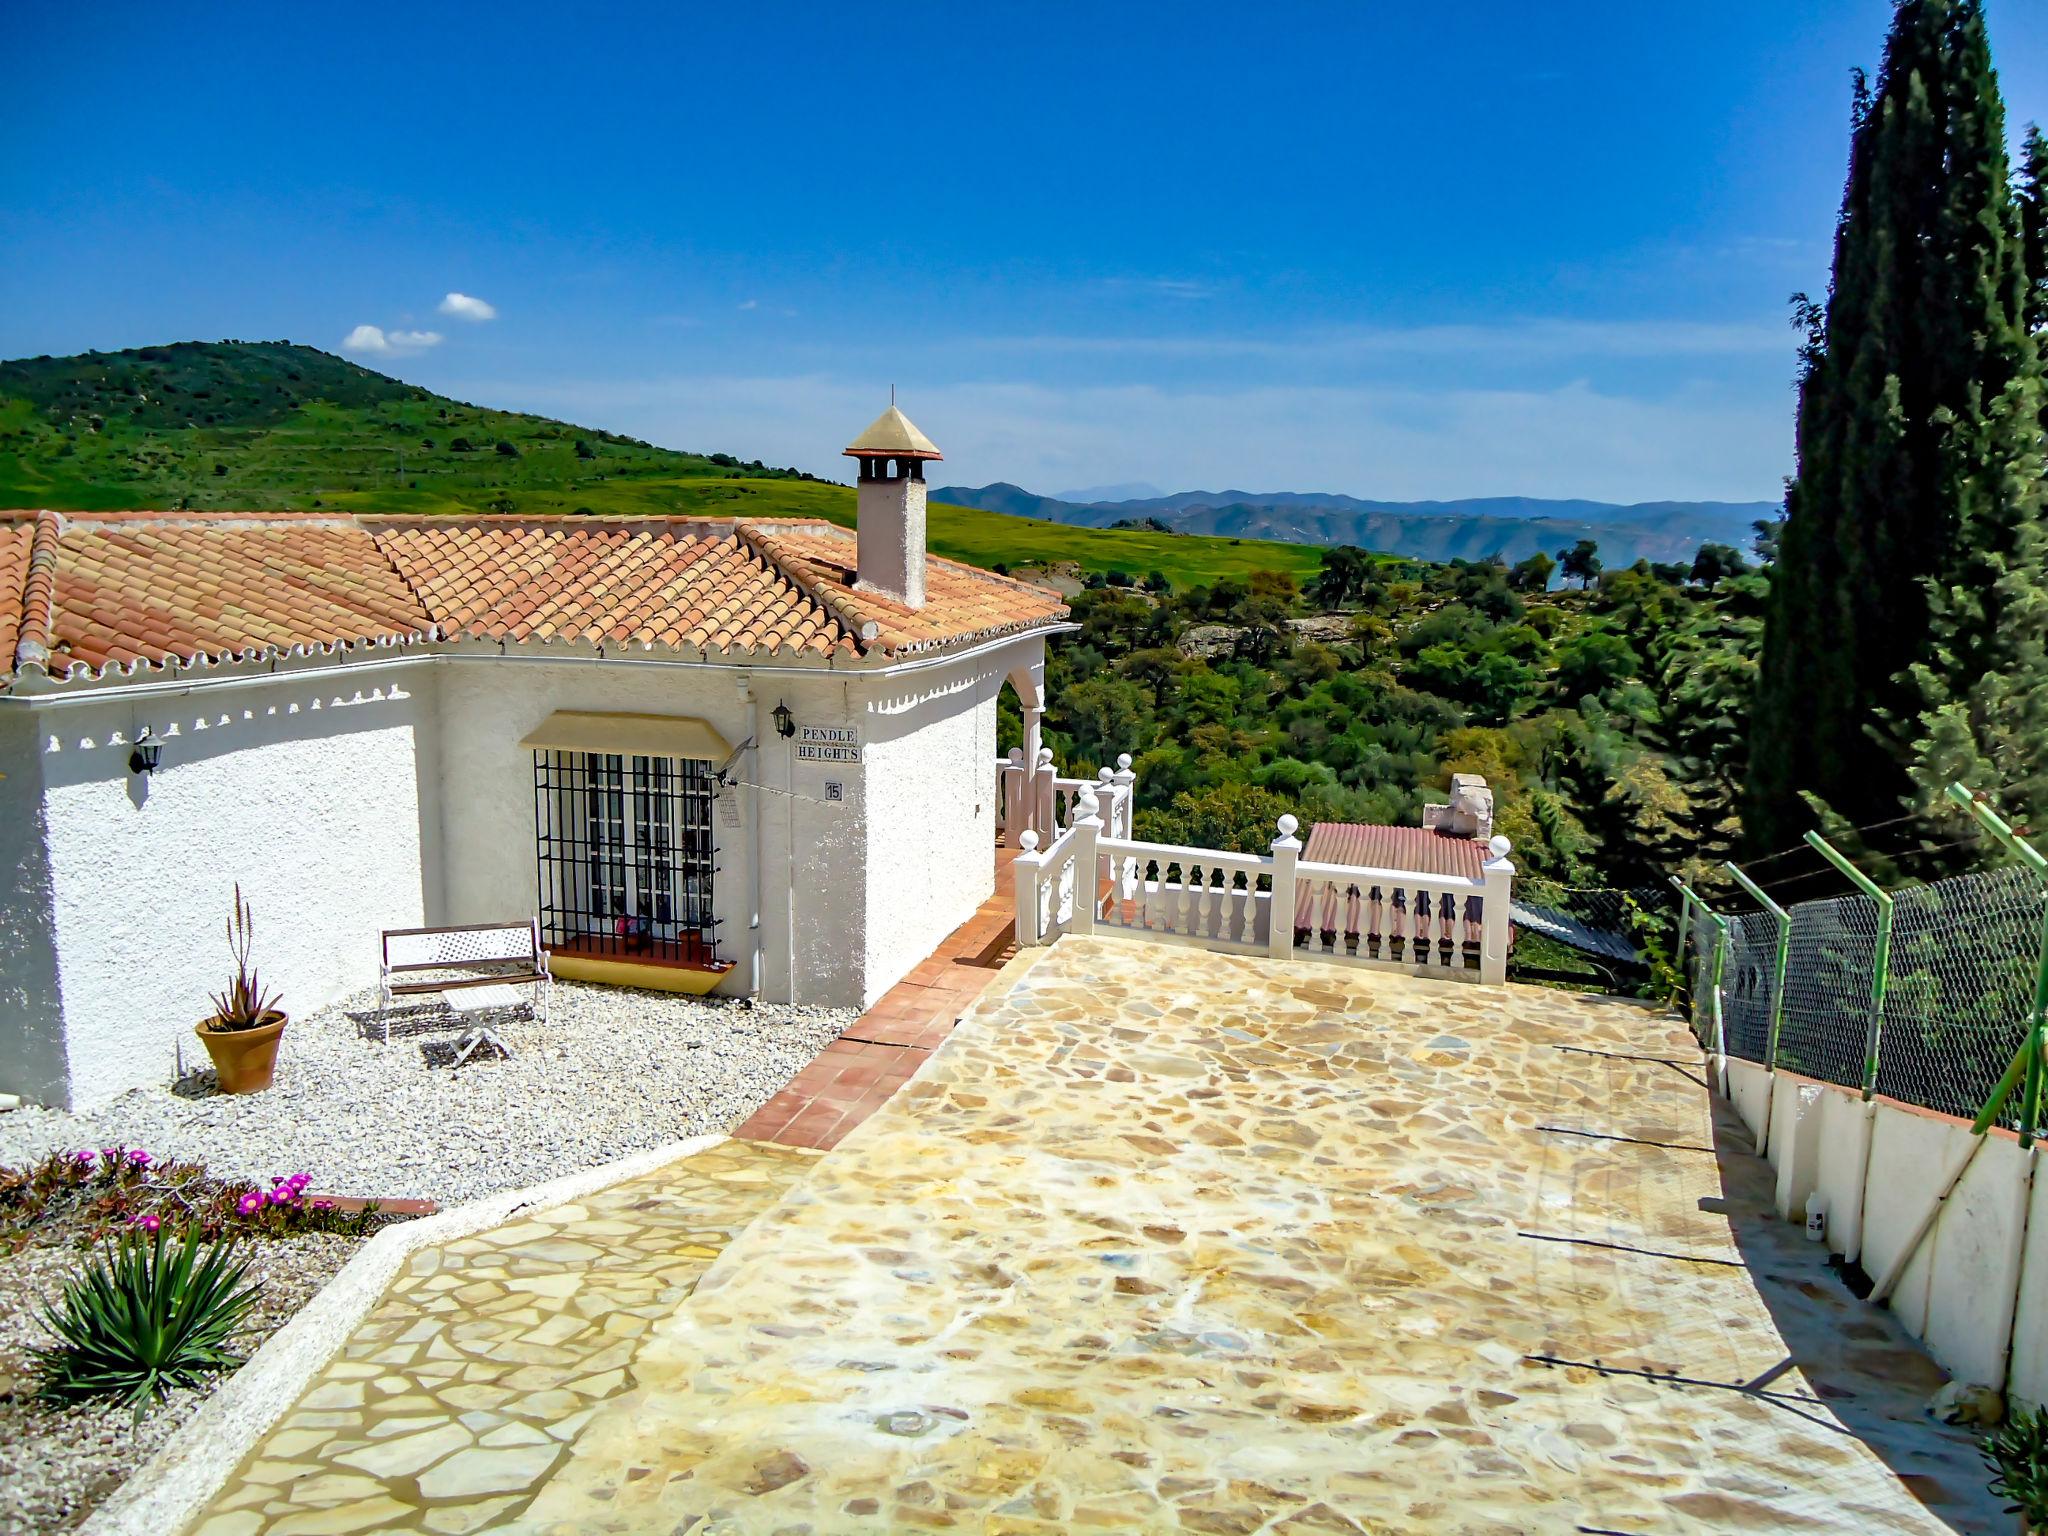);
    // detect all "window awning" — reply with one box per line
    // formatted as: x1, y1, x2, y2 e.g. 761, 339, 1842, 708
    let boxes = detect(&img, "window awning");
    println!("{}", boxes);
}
518, 711, 732, 762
